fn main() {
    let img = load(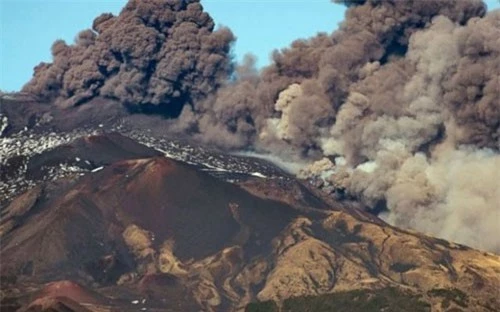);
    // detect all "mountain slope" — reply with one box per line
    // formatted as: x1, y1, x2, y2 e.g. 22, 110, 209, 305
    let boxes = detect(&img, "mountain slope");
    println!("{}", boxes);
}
1, 133, 499, 312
